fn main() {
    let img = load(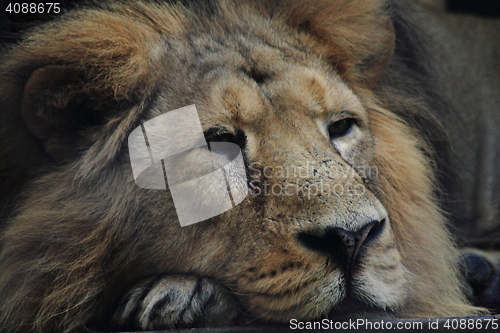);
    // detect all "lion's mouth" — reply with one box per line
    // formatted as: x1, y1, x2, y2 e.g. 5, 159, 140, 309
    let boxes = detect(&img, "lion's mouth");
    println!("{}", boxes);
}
327, 297, 394, 319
